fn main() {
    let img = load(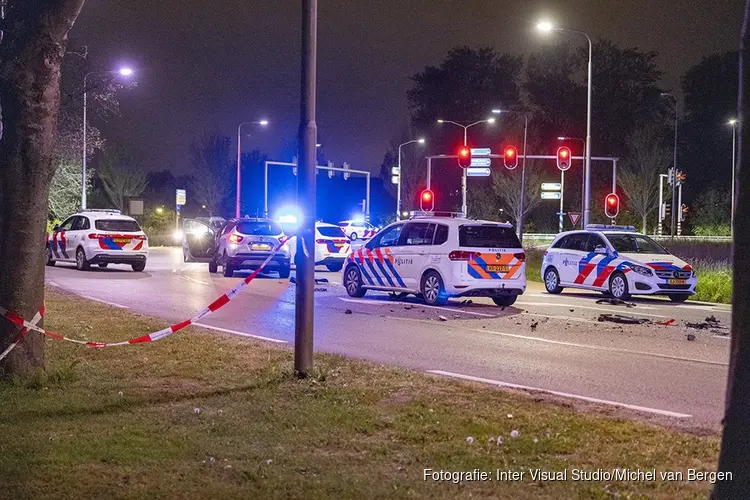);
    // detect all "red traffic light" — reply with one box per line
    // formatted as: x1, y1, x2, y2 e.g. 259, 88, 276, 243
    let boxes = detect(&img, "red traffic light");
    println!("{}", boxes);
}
420, 189, 435, 211
457, 146, 471, 168
604, 193, 620, 219
556, 147, 571, 171
503, 145, 518, 170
